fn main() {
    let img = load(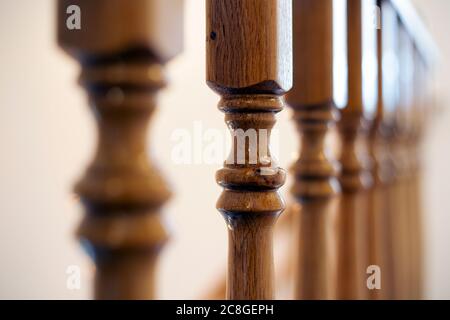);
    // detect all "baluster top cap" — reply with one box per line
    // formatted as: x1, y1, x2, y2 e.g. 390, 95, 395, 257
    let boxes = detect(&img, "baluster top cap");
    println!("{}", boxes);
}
206, 0, 293, 95
57, 0, 184, 62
